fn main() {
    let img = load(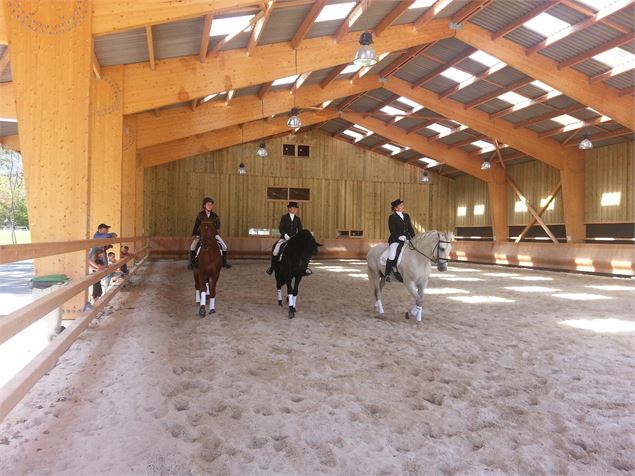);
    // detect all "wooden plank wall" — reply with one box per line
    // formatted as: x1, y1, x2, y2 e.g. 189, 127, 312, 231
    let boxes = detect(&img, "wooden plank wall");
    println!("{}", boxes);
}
506, 160, 563, 225
453, 175, 489, 227
585, 142, 634, 224
144, 130, 455, 239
